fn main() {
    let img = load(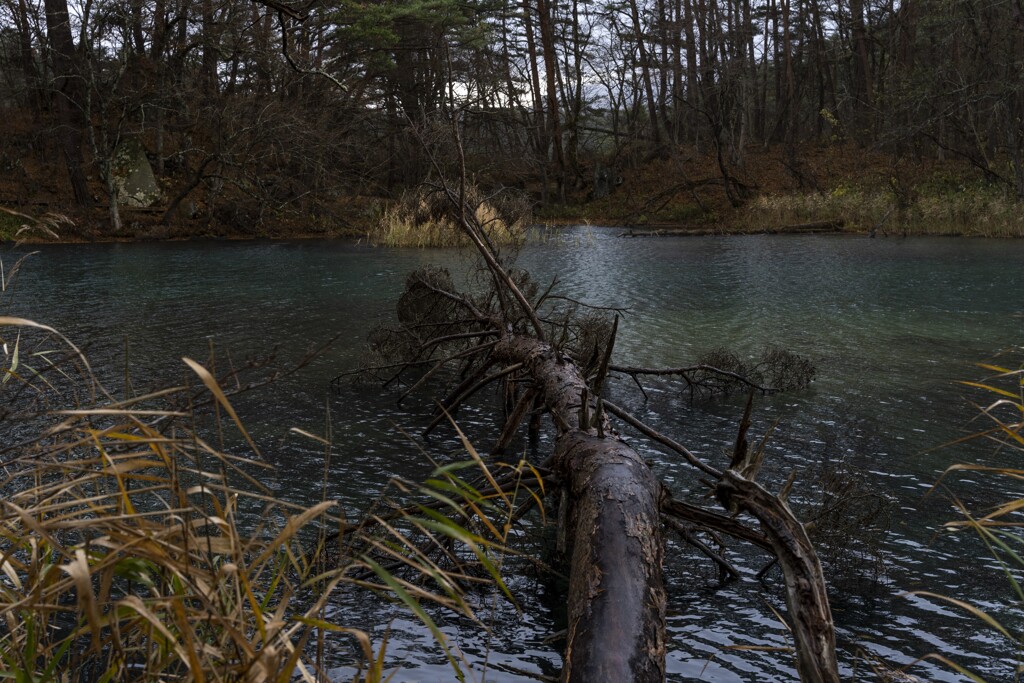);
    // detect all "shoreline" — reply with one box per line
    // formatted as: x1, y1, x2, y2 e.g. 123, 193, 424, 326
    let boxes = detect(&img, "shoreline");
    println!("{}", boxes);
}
6, 203, 1023, 244
8, 222, 1015, 245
